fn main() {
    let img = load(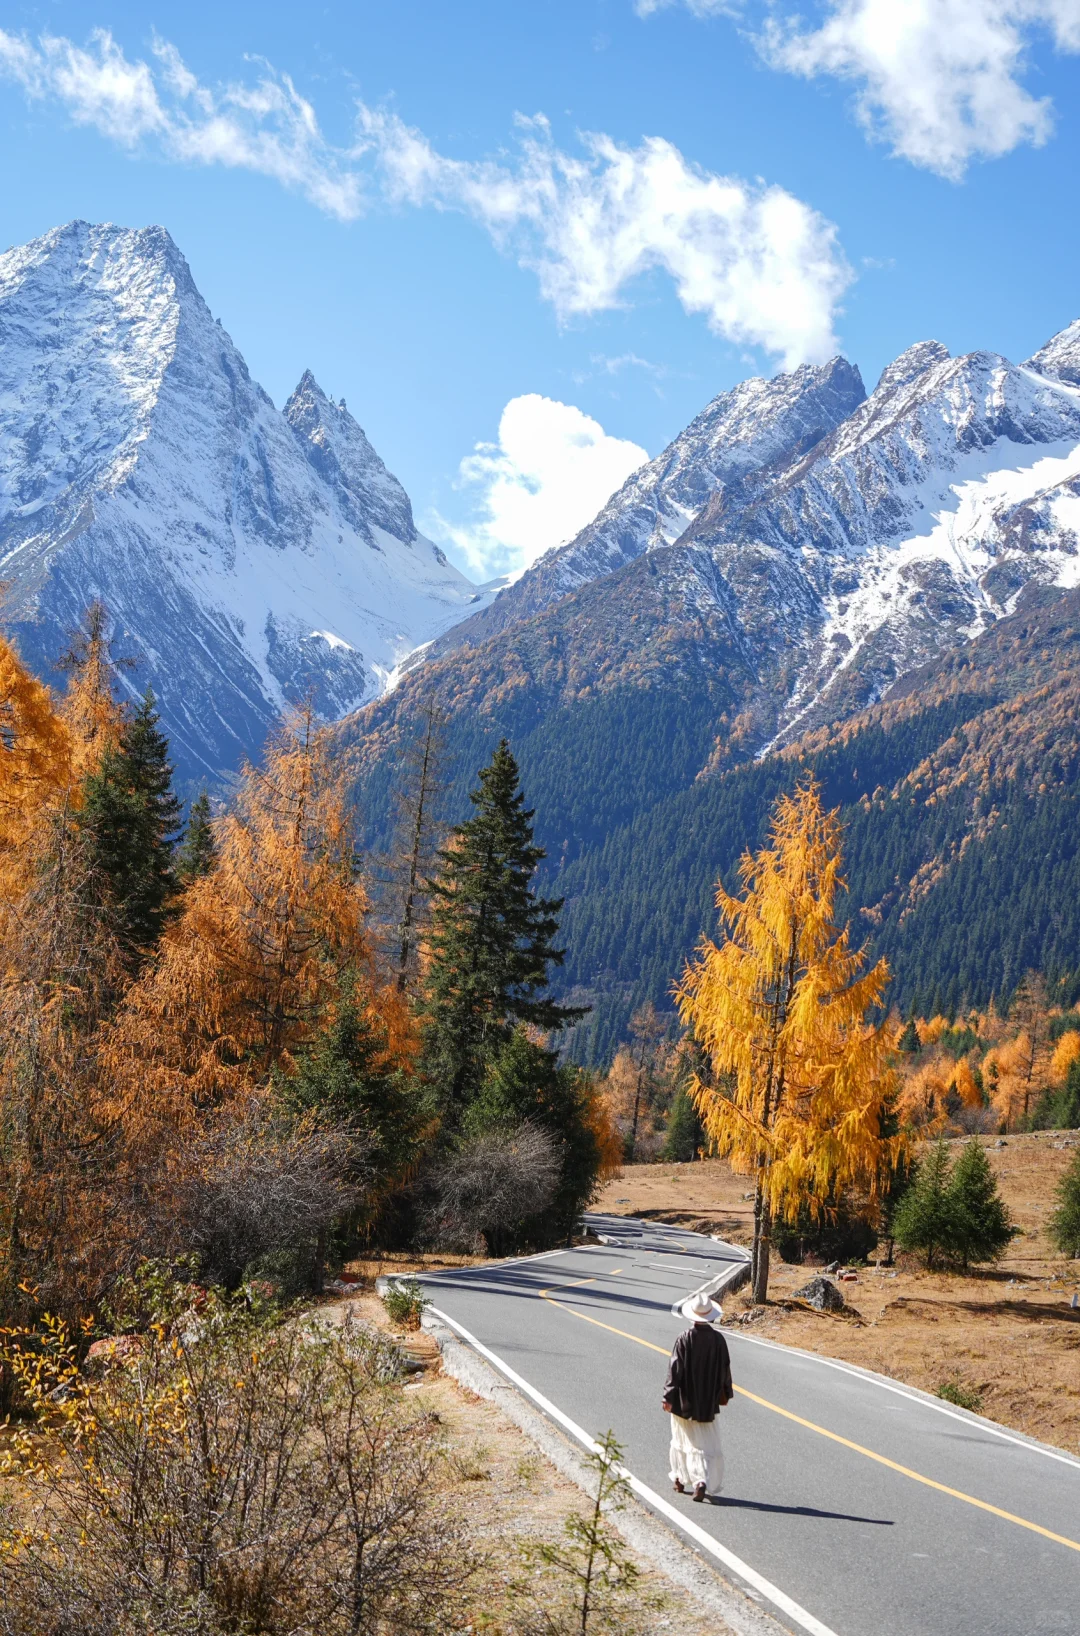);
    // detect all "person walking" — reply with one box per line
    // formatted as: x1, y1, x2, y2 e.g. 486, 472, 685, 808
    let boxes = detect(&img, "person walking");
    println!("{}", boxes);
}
662, 1290, 732, 1501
